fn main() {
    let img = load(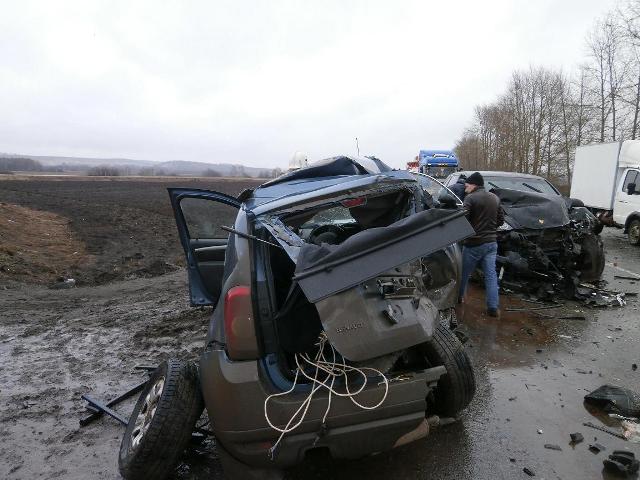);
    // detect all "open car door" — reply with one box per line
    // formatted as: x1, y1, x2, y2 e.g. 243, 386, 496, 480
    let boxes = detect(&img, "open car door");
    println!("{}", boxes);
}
168, 188, 241, 306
